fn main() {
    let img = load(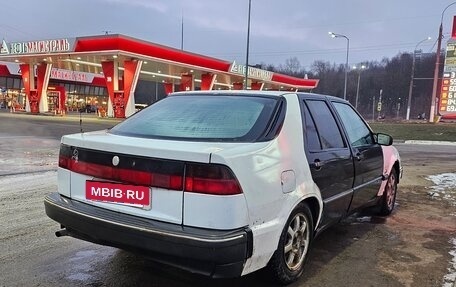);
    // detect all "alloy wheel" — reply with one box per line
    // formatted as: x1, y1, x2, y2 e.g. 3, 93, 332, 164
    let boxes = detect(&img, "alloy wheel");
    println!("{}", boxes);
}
284, 212, 310, 271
